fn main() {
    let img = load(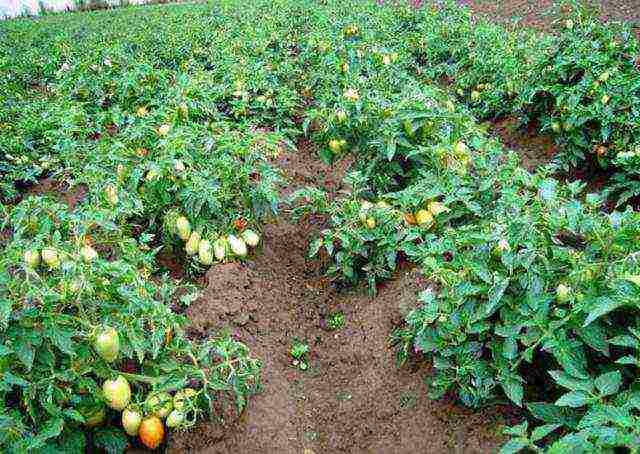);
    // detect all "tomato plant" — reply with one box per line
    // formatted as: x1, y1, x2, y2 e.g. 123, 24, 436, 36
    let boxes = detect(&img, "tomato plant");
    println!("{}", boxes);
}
0, 197, 261, 451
